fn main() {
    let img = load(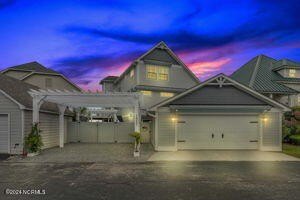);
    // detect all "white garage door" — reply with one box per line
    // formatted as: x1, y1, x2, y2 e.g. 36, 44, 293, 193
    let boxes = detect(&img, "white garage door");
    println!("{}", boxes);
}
0, 114, 9, 153
177, 115, 259, 150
